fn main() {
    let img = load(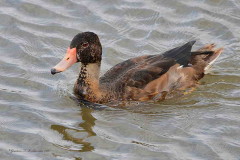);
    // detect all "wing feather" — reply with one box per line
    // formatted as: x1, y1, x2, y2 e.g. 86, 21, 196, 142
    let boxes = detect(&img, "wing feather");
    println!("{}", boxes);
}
100, 41, 196, 91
